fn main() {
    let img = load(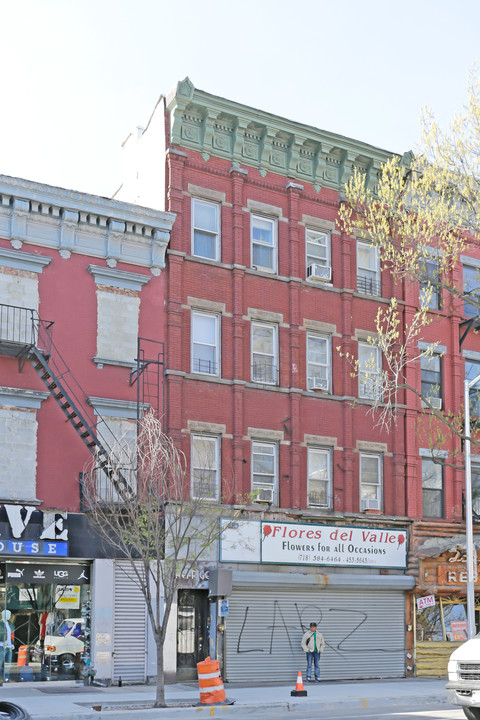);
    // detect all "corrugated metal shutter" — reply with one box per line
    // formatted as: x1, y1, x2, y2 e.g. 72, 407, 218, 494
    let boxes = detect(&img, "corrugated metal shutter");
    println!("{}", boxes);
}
225, 586, 405, 682
113, 561, 146, 684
